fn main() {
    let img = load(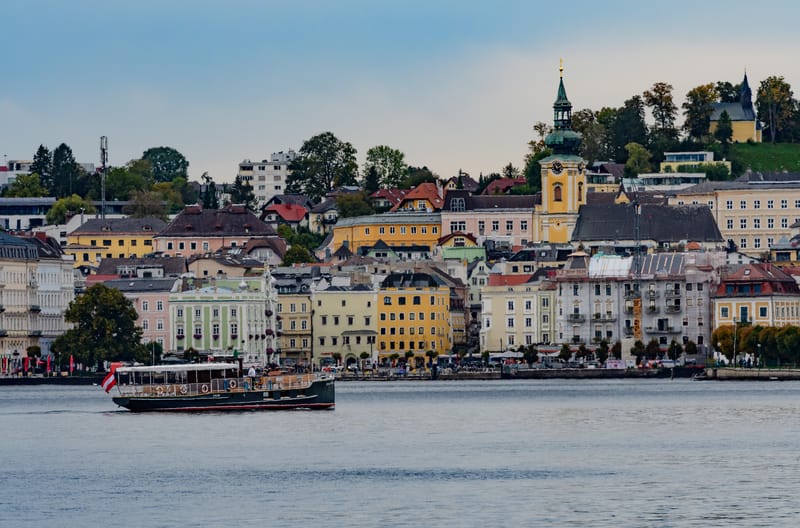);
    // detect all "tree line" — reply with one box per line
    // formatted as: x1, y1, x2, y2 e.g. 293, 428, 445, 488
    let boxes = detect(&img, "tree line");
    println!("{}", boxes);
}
712, 324, 800, 367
